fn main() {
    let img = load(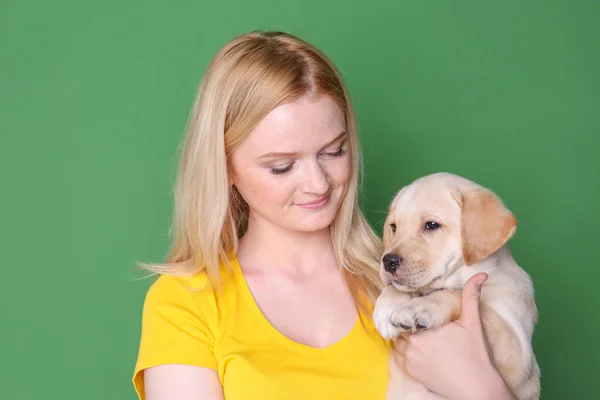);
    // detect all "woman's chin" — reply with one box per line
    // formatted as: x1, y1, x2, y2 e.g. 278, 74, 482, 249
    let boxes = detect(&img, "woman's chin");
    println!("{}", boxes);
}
291, 214, 337, 233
